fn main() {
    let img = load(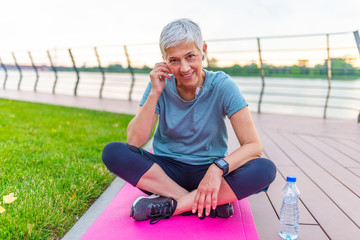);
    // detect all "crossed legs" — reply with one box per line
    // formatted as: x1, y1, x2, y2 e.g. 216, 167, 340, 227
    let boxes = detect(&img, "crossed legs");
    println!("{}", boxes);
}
136, 162, 238, 215
102, 142, 276, 217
